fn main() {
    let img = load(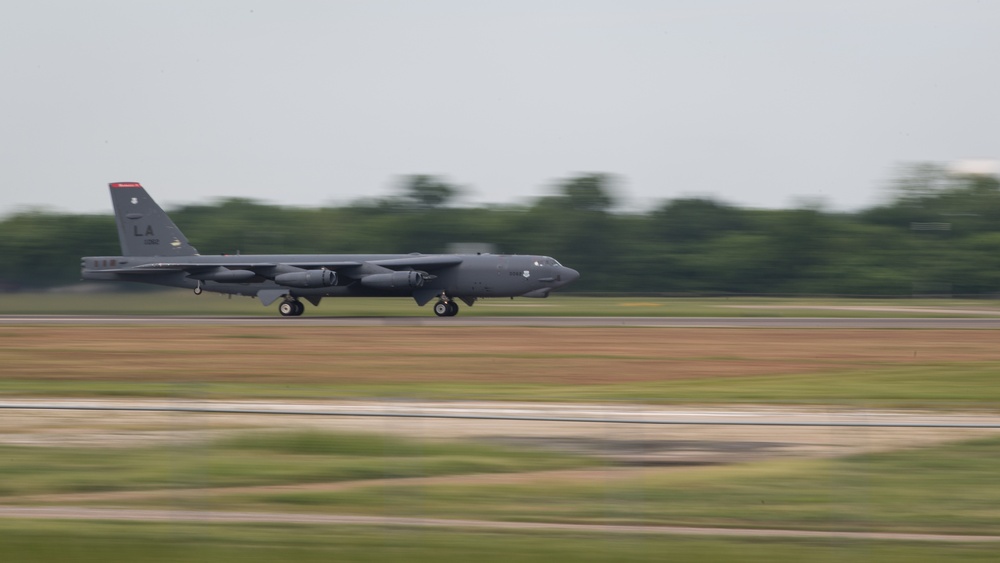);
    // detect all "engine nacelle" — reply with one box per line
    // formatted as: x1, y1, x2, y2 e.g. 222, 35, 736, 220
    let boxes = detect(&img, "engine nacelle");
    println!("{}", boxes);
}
274, 269, 337, 288
359, 271, 424, 290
